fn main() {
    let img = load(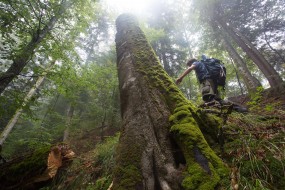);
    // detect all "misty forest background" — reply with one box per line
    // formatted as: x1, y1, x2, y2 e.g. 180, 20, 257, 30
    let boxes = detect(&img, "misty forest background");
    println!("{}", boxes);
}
0, 0, 284, 189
